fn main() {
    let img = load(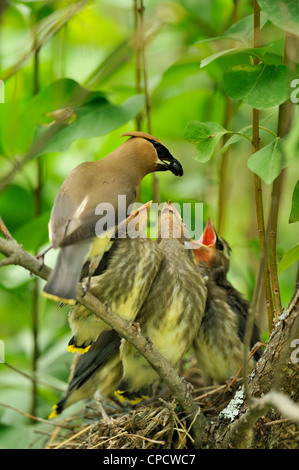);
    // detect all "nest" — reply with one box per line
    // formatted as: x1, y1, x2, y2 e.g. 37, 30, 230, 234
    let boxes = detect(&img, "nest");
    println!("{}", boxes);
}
43, 358, 243, 450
